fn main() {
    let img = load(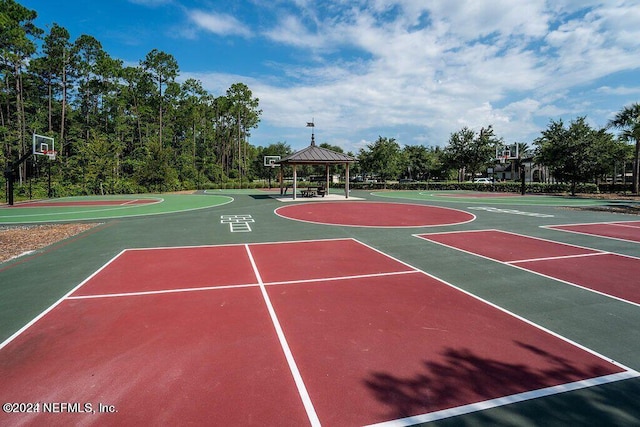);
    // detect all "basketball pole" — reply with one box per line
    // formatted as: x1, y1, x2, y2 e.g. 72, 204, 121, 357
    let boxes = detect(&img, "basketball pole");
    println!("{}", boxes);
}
48, 156, 52, 198
5, 150, 33, 206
